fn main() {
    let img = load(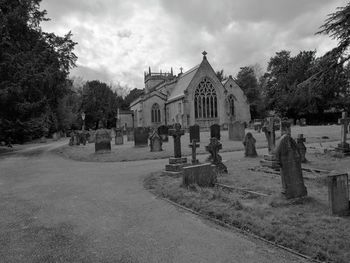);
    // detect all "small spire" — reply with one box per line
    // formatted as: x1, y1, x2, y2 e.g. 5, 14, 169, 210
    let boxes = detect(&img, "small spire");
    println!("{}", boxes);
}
202, 50, 207, 59
180, 67, 183, 74
149, 66, 151, 74
171, 67, 173, 75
